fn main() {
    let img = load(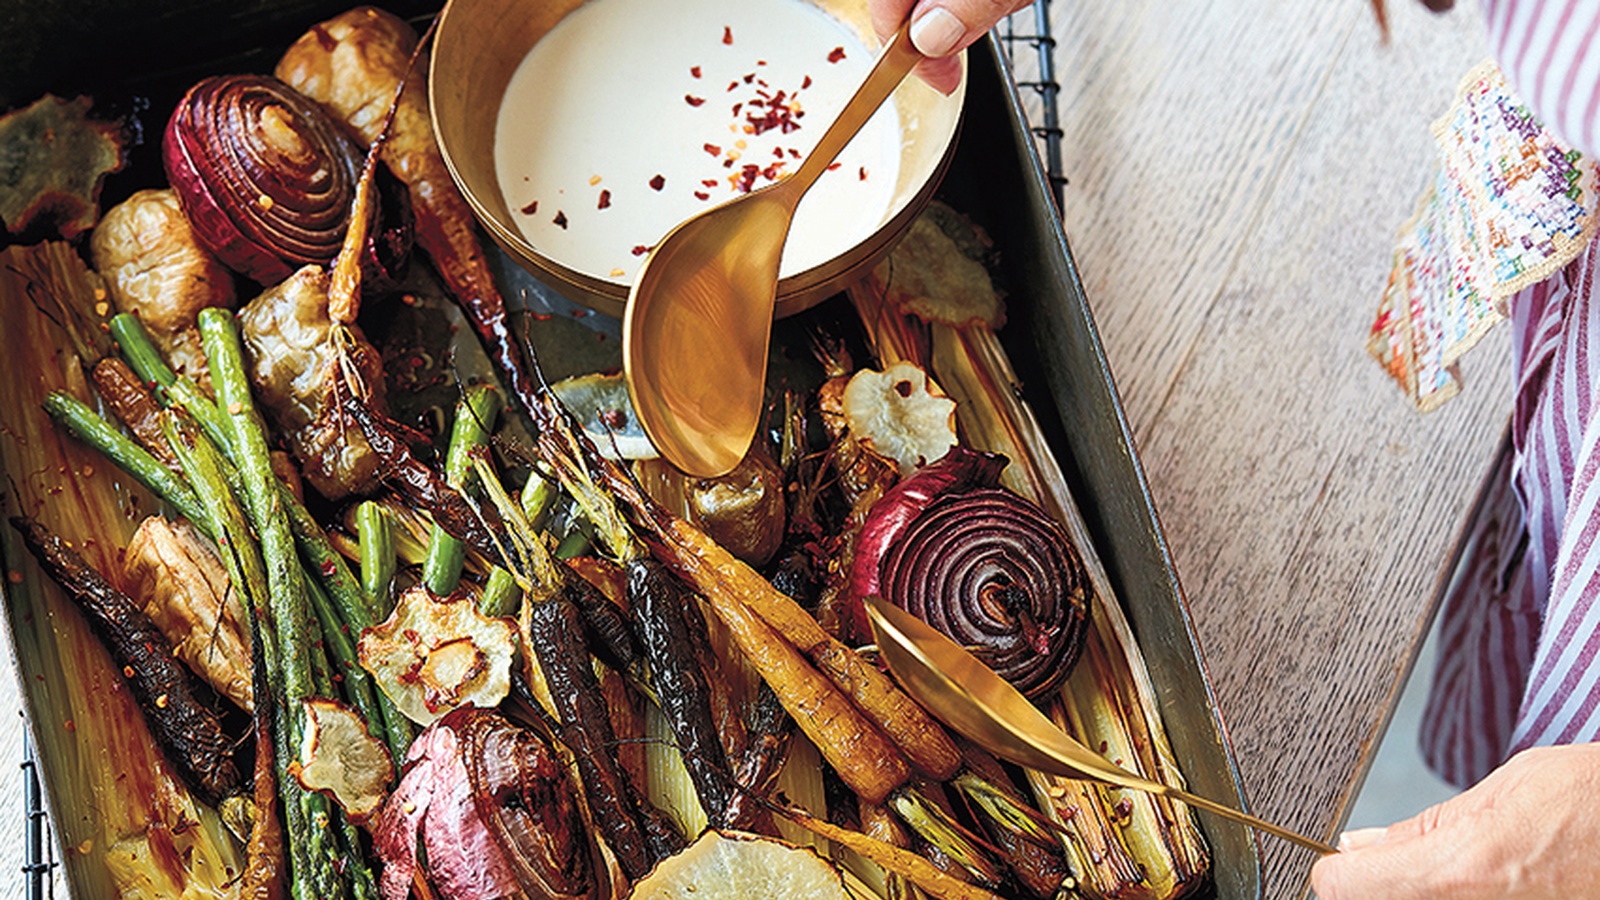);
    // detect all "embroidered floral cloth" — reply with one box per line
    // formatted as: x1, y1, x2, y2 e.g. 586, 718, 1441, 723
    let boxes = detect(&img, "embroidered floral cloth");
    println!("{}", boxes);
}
1369, 61, 1599, 411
